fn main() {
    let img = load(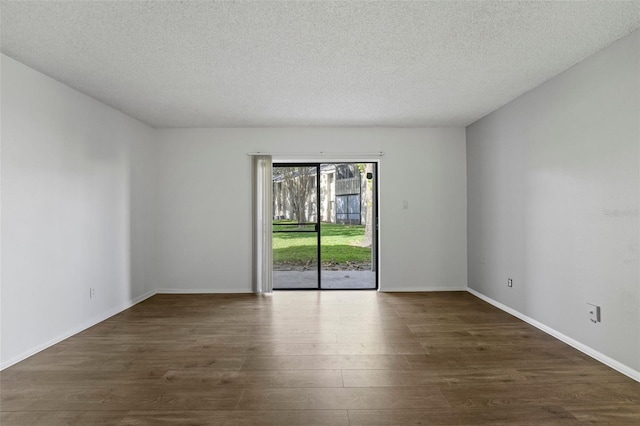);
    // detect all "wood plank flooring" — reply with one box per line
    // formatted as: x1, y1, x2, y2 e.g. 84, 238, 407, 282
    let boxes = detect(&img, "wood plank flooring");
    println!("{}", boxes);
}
1, 291, 639, 425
